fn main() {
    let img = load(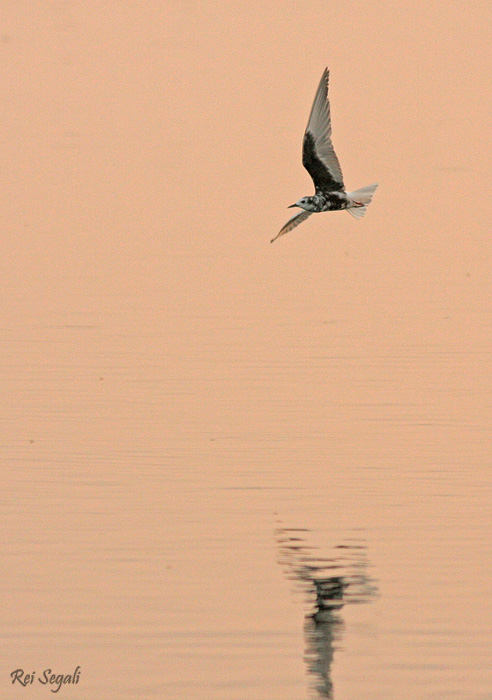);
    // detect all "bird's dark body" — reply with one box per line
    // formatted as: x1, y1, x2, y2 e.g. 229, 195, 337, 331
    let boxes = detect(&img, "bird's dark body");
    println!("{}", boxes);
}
304, 191, 349, 213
